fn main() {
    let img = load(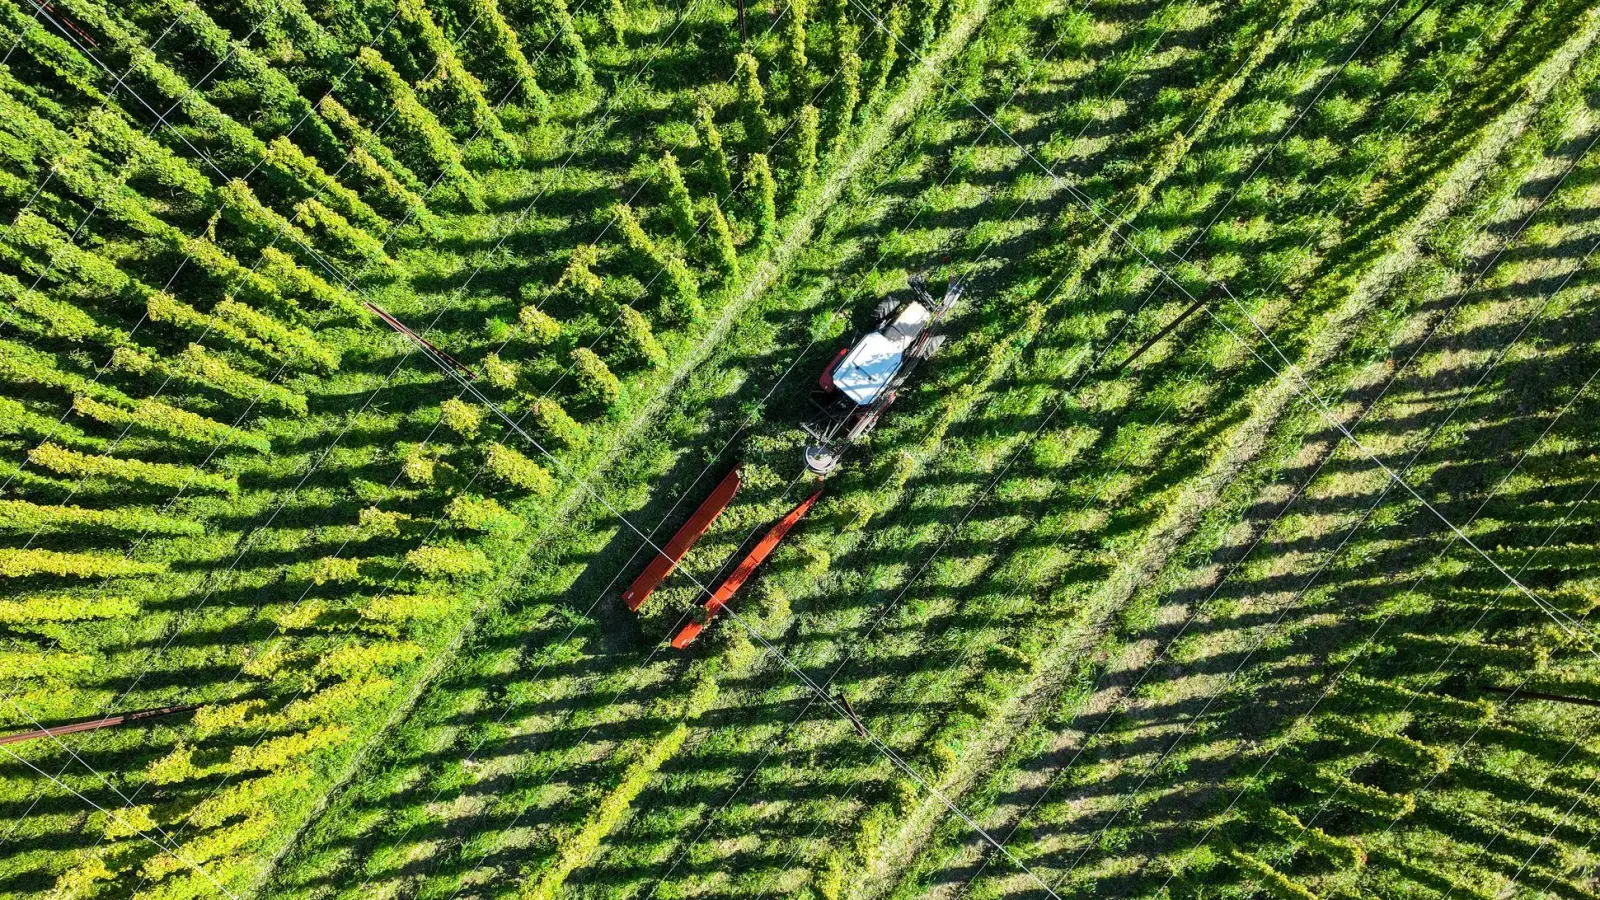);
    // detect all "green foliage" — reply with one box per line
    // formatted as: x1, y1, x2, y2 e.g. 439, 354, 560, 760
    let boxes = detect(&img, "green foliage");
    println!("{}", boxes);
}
294, 197, 390, 266
704, 199, 740, 279
535, 0, 594, 87
186, 772, 305, 830
318, 95, 424, 193
398, 0, 515, 147
520, 306, 563, 346
445, 495, 523, 536
660, 152, 697, 242
213, 299, 339, 372
231, 725, 351, 774
485, 442, 556, 496
734, 52, 769, 146
358, 506, 407, 539
361, 593, 451, 624
1295, 762, 1416, 820
348, 145, 434, 229
521, 723, 691, 900
747, 153, 777, 243
1244, 802, 1365, 867
0, 548, 163, 579
146, 291, 273, 359
603, 0, 628, 46
28, 443, 237, 494
0, 595, 138, 623
265, 135, 384, 231
1227, 848, 1316, 900
402, 445, 437, 484
614, 306, 667, 367
557, 244, 605, 304
0, 499, 201, 536
1317, 714, 1451, 775
483, 353, 519, 389
301, 556, 362, 586
0, 272, 109, 342
784, 0, 809, 82
0, 649, 93, 681
658, 255, 704, 323
791, 104, 820, 192
72, 394, 269, 453
828, 36, 862, 150
867, 3, 904, 103
260, 246, 365, 319
527, 399, 587, 452
133, 343, 309, 415
8, 2, 1583, 896
1341, 675, 1495, 724
615, 203, 702, 321
440, 398, 484, 438
695, 101, 733, 198
467, 0, 553, 116
614, 202, 659, 265
570, 347, 623, 408
355, 47, 481, 206
406, 545, 491, 579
